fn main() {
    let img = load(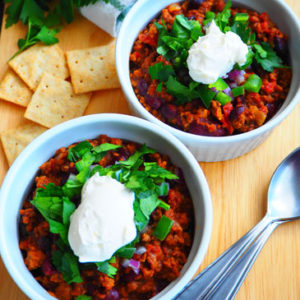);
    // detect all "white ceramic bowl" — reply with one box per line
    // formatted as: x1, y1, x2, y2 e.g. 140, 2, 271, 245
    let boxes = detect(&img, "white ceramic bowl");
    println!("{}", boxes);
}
116, 0, 300, 162
0, 114, 212, 300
